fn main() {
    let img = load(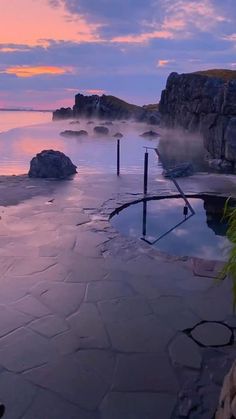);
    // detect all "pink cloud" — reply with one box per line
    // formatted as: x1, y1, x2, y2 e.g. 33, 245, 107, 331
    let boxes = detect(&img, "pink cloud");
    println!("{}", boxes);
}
157, 59, 175, 67
111, 30, 173, 44
0, 0, 103, 47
